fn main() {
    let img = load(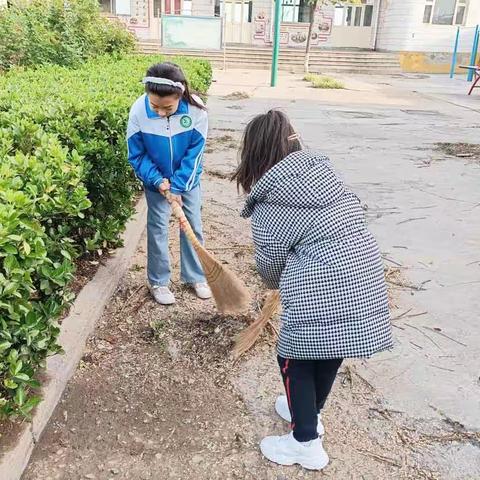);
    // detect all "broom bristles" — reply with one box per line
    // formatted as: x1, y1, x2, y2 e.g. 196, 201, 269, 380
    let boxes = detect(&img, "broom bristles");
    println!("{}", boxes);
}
164, 193, 251, 314
194, 244, 251, 314
233, 290, 281, 359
